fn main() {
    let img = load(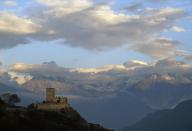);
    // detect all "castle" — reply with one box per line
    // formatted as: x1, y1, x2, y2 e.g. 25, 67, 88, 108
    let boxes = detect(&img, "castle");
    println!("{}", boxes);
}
36, 88, 69, 110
